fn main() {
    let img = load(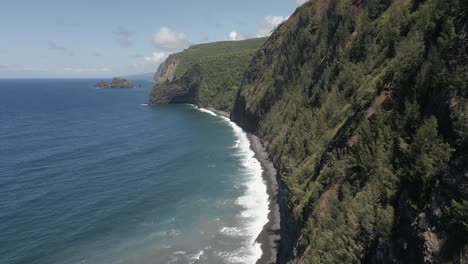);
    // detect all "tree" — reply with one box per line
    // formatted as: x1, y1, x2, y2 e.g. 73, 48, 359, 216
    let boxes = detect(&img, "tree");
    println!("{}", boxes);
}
407, 116, 452, 195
